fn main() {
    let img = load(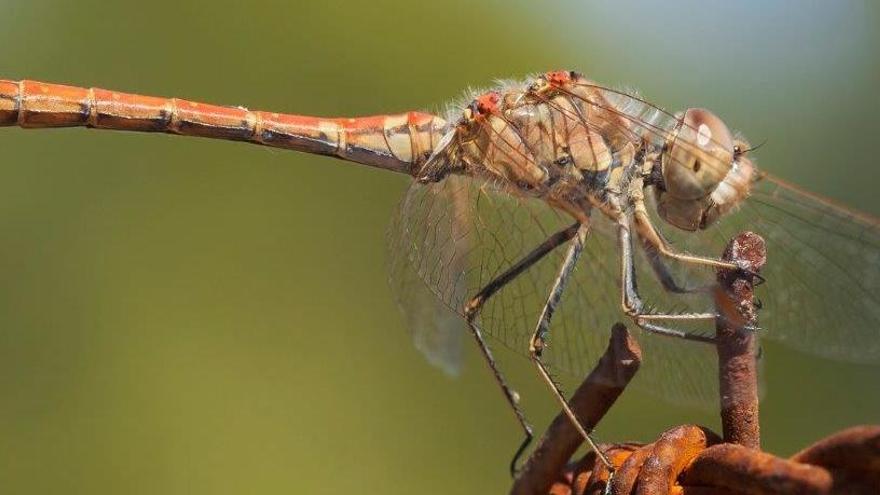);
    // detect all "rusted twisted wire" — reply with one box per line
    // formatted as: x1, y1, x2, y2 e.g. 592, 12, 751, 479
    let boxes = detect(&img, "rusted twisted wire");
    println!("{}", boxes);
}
511, 232, 880, 495
544, 424, 880, 495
